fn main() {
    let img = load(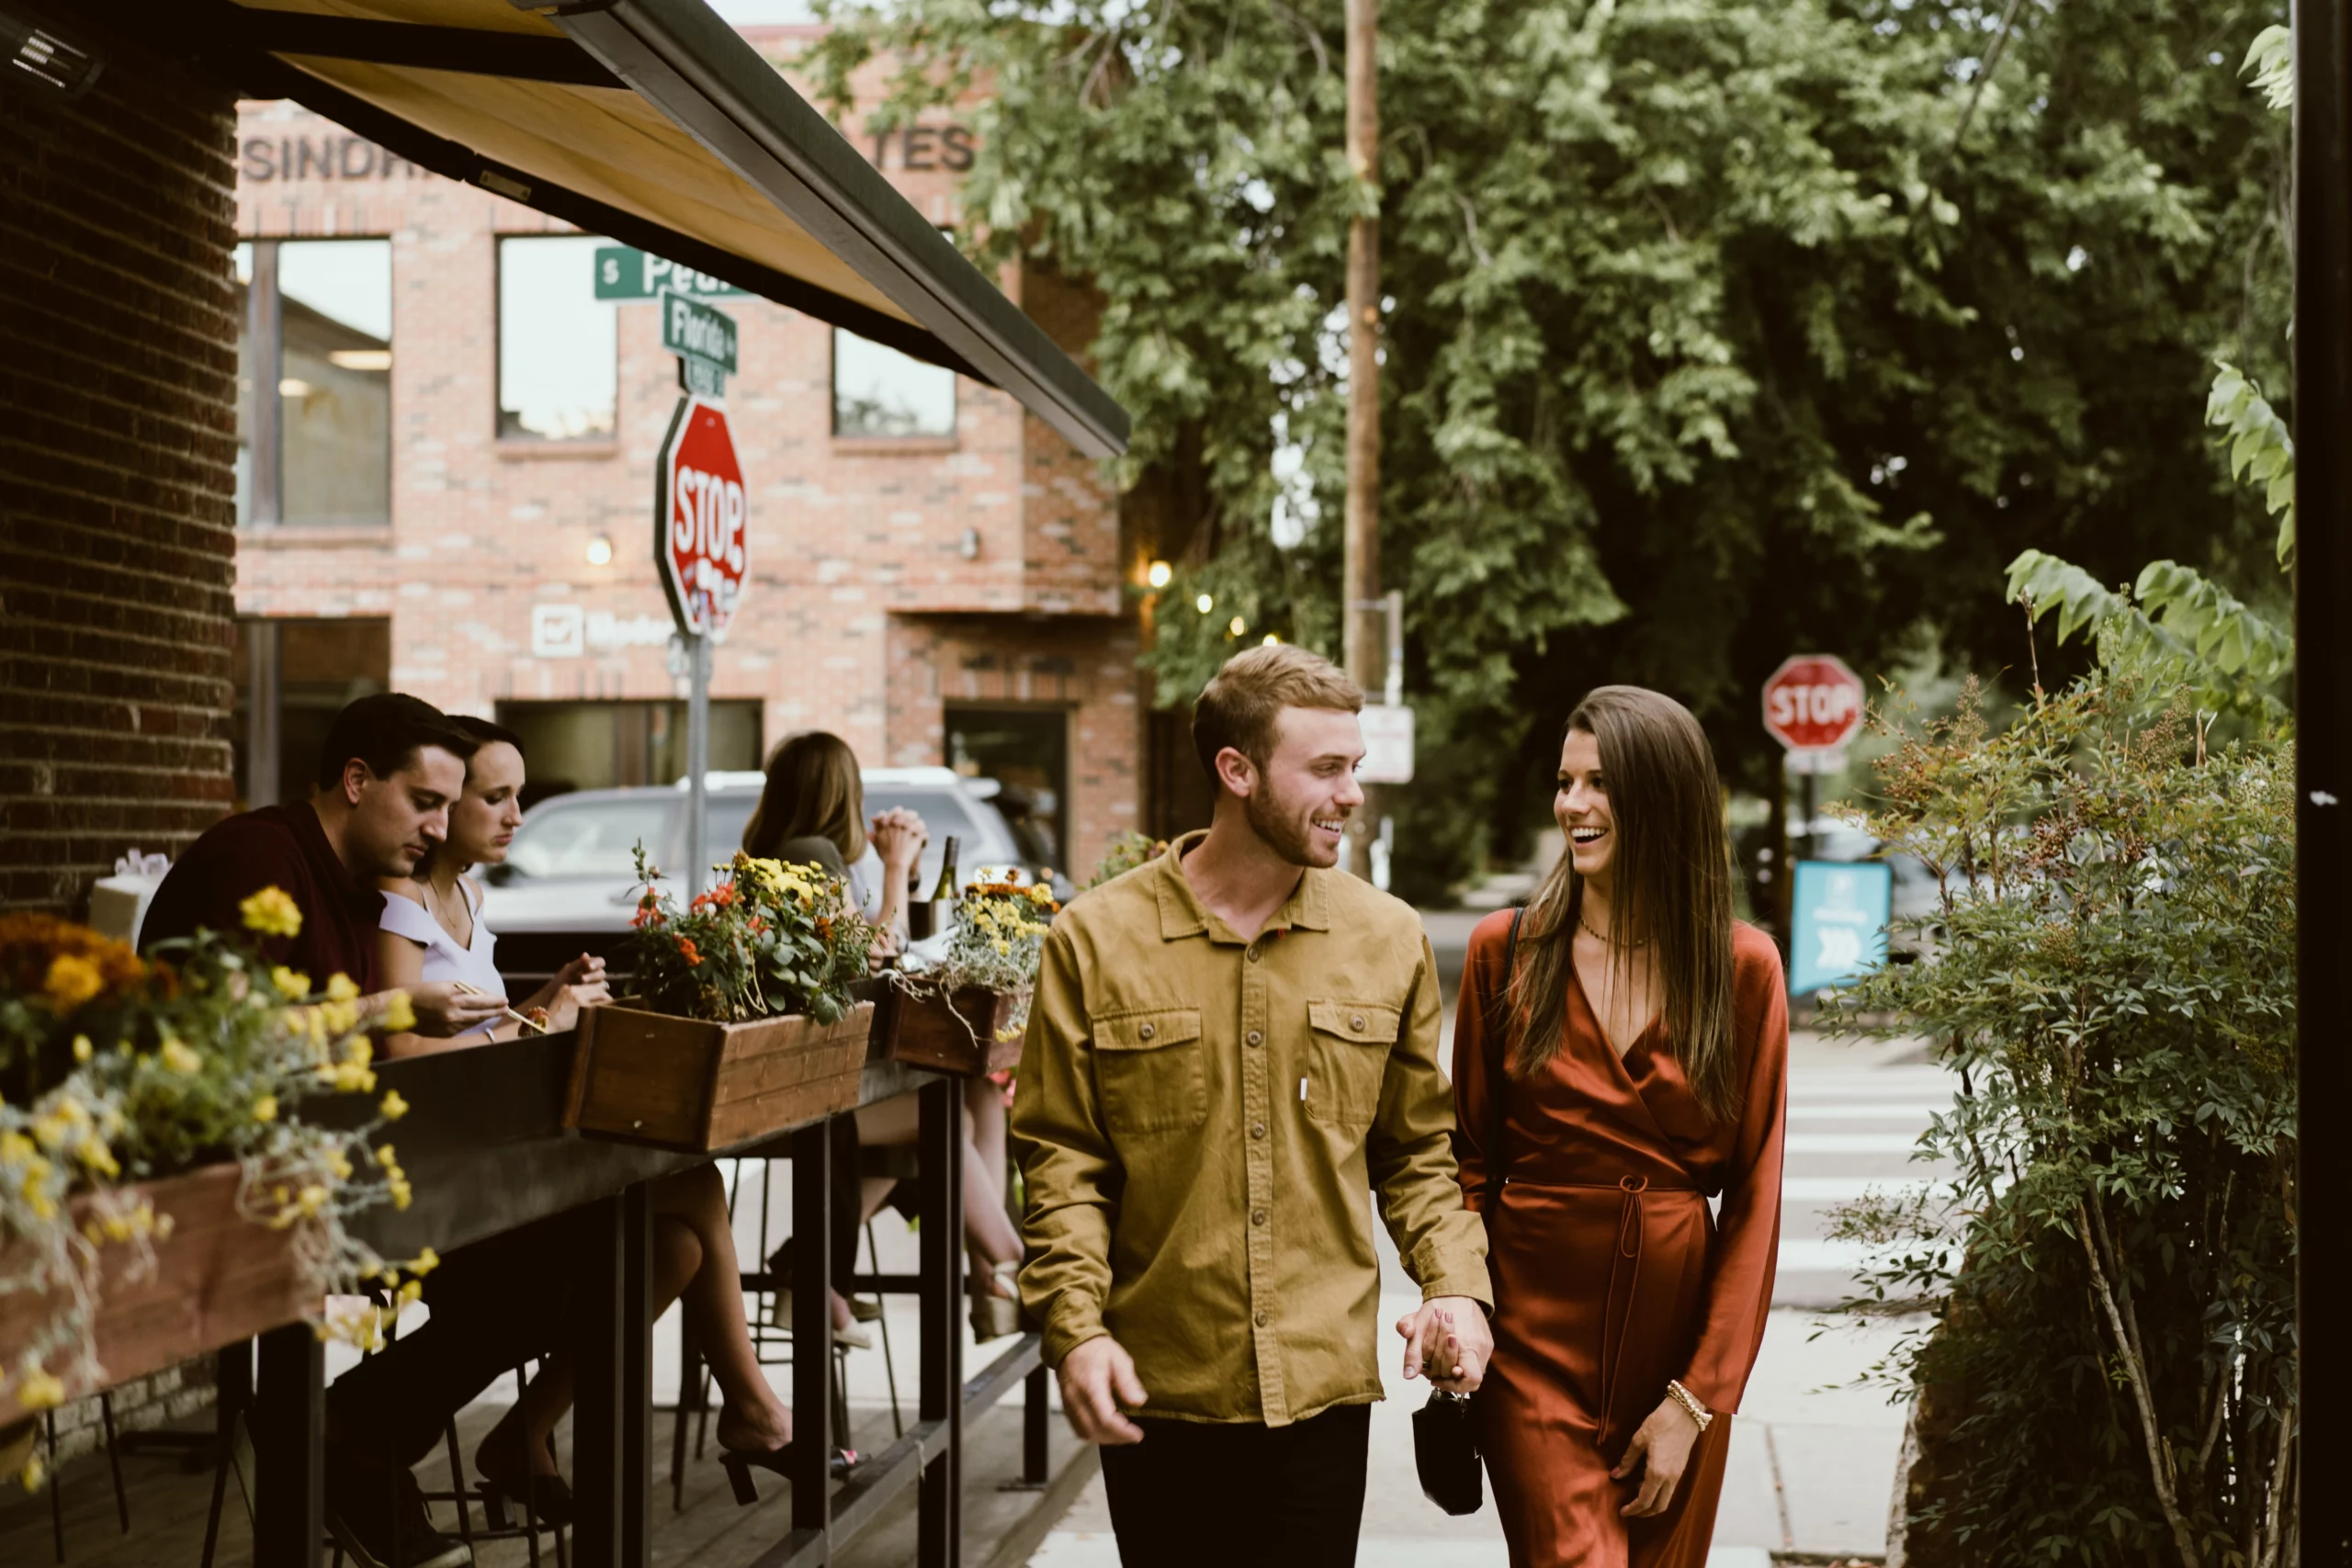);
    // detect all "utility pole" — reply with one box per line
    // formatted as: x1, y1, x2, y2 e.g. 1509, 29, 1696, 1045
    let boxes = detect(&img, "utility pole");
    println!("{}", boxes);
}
1342, 0, 1382, 880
